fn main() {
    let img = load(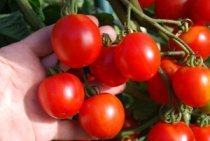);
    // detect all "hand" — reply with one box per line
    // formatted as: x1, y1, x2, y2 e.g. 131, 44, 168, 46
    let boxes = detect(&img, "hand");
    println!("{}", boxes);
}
0, 18, 125, 141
